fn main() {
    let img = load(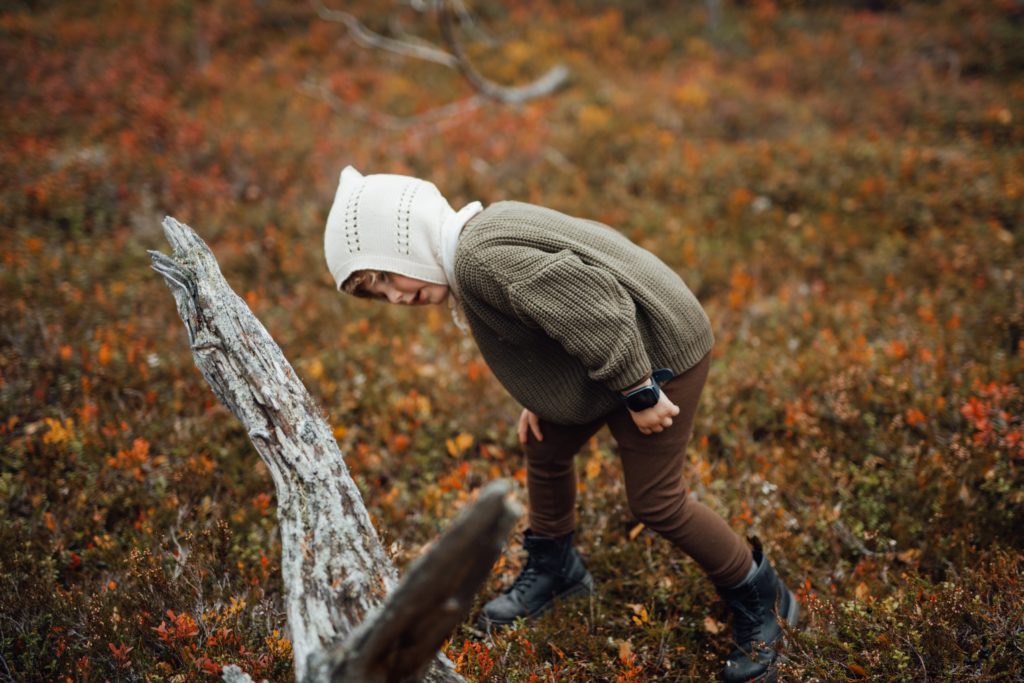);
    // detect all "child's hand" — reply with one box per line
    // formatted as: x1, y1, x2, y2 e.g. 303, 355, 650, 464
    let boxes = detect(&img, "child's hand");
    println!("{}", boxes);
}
518, 408, 544, 444
630, 392, 681, 435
